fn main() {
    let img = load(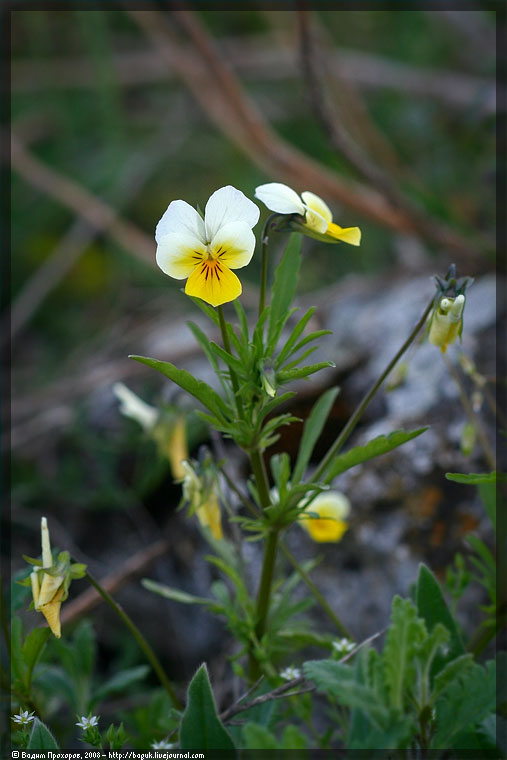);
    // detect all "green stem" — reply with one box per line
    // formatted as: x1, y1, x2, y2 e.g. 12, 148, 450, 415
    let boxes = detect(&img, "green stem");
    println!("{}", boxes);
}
217, 304, 243, 418
248, 448, 278, 682
313, 296, 435, 483
258, 214, 278, 317
85, 571, 181, 709
280, 541, 351, 638
442, 353, 496, 471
